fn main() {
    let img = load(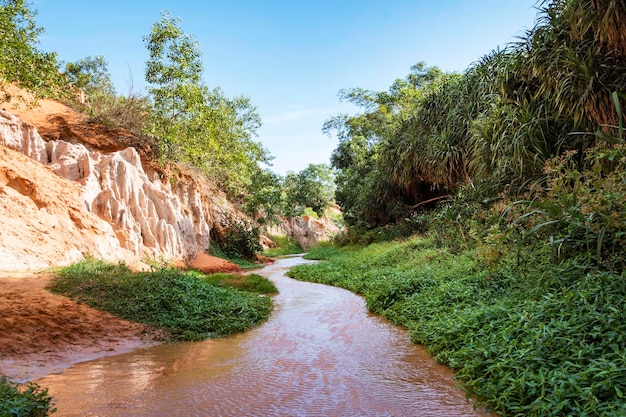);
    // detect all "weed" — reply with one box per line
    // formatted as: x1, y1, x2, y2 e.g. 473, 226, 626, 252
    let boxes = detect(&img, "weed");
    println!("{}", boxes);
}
0, 376, 55, 417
